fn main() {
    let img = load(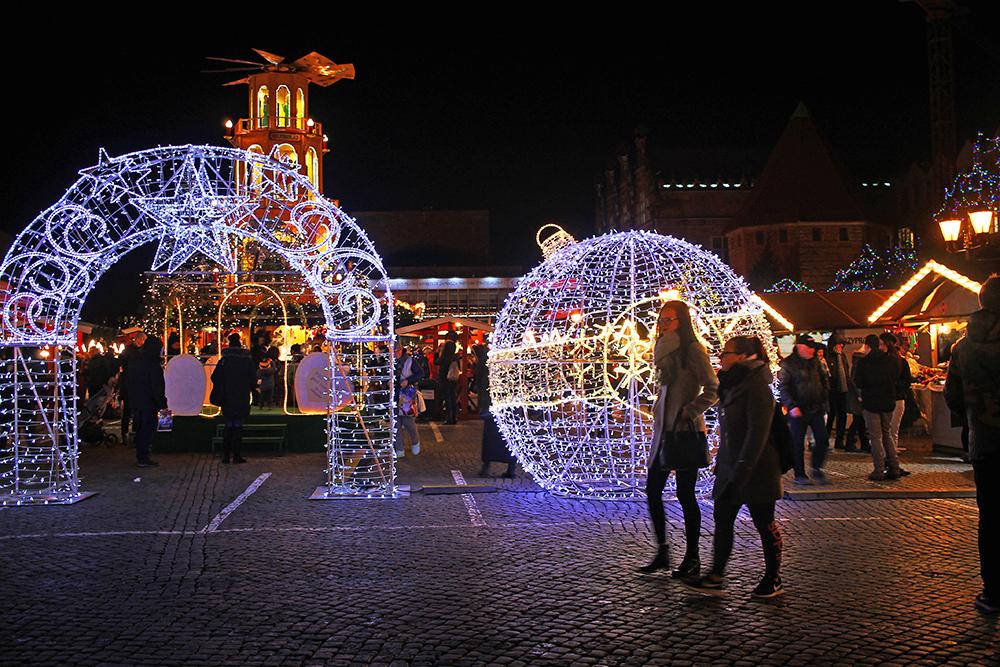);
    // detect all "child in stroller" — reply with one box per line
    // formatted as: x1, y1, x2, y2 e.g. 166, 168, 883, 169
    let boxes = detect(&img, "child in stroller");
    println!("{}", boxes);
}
78, 383, 120, 447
